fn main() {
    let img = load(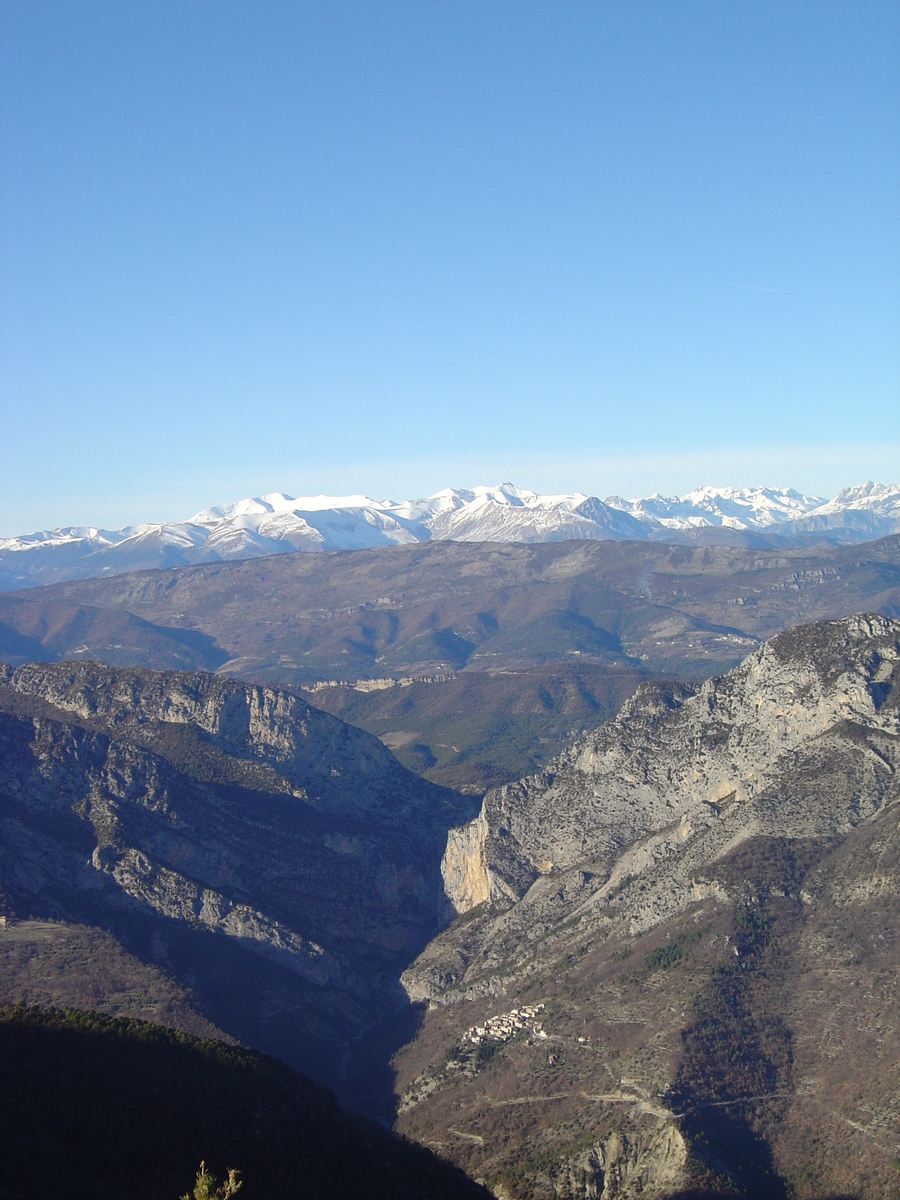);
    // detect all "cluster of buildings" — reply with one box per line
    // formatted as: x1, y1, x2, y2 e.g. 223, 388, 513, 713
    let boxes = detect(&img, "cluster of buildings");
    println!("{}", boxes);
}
463, 1003, 547, 1046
